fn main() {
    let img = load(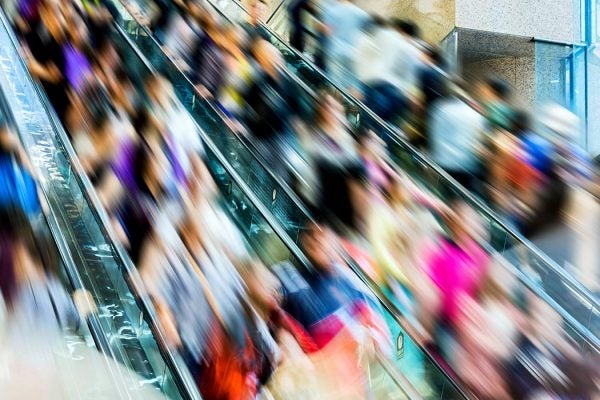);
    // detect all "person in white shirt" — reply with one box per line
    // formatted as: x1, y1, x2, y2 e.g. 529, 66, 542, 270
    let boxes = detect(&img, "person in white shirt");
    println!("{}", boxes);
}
429, 82, 485, 191
322, 0, 369, 92
354, 17, 416, 122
